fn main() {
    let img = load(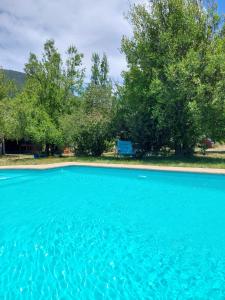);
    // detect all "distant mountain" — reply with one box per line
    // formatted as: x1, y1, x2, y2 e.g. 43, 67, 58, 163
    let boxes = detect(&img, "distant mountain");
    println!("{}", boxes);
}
4, 69, 26, 89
